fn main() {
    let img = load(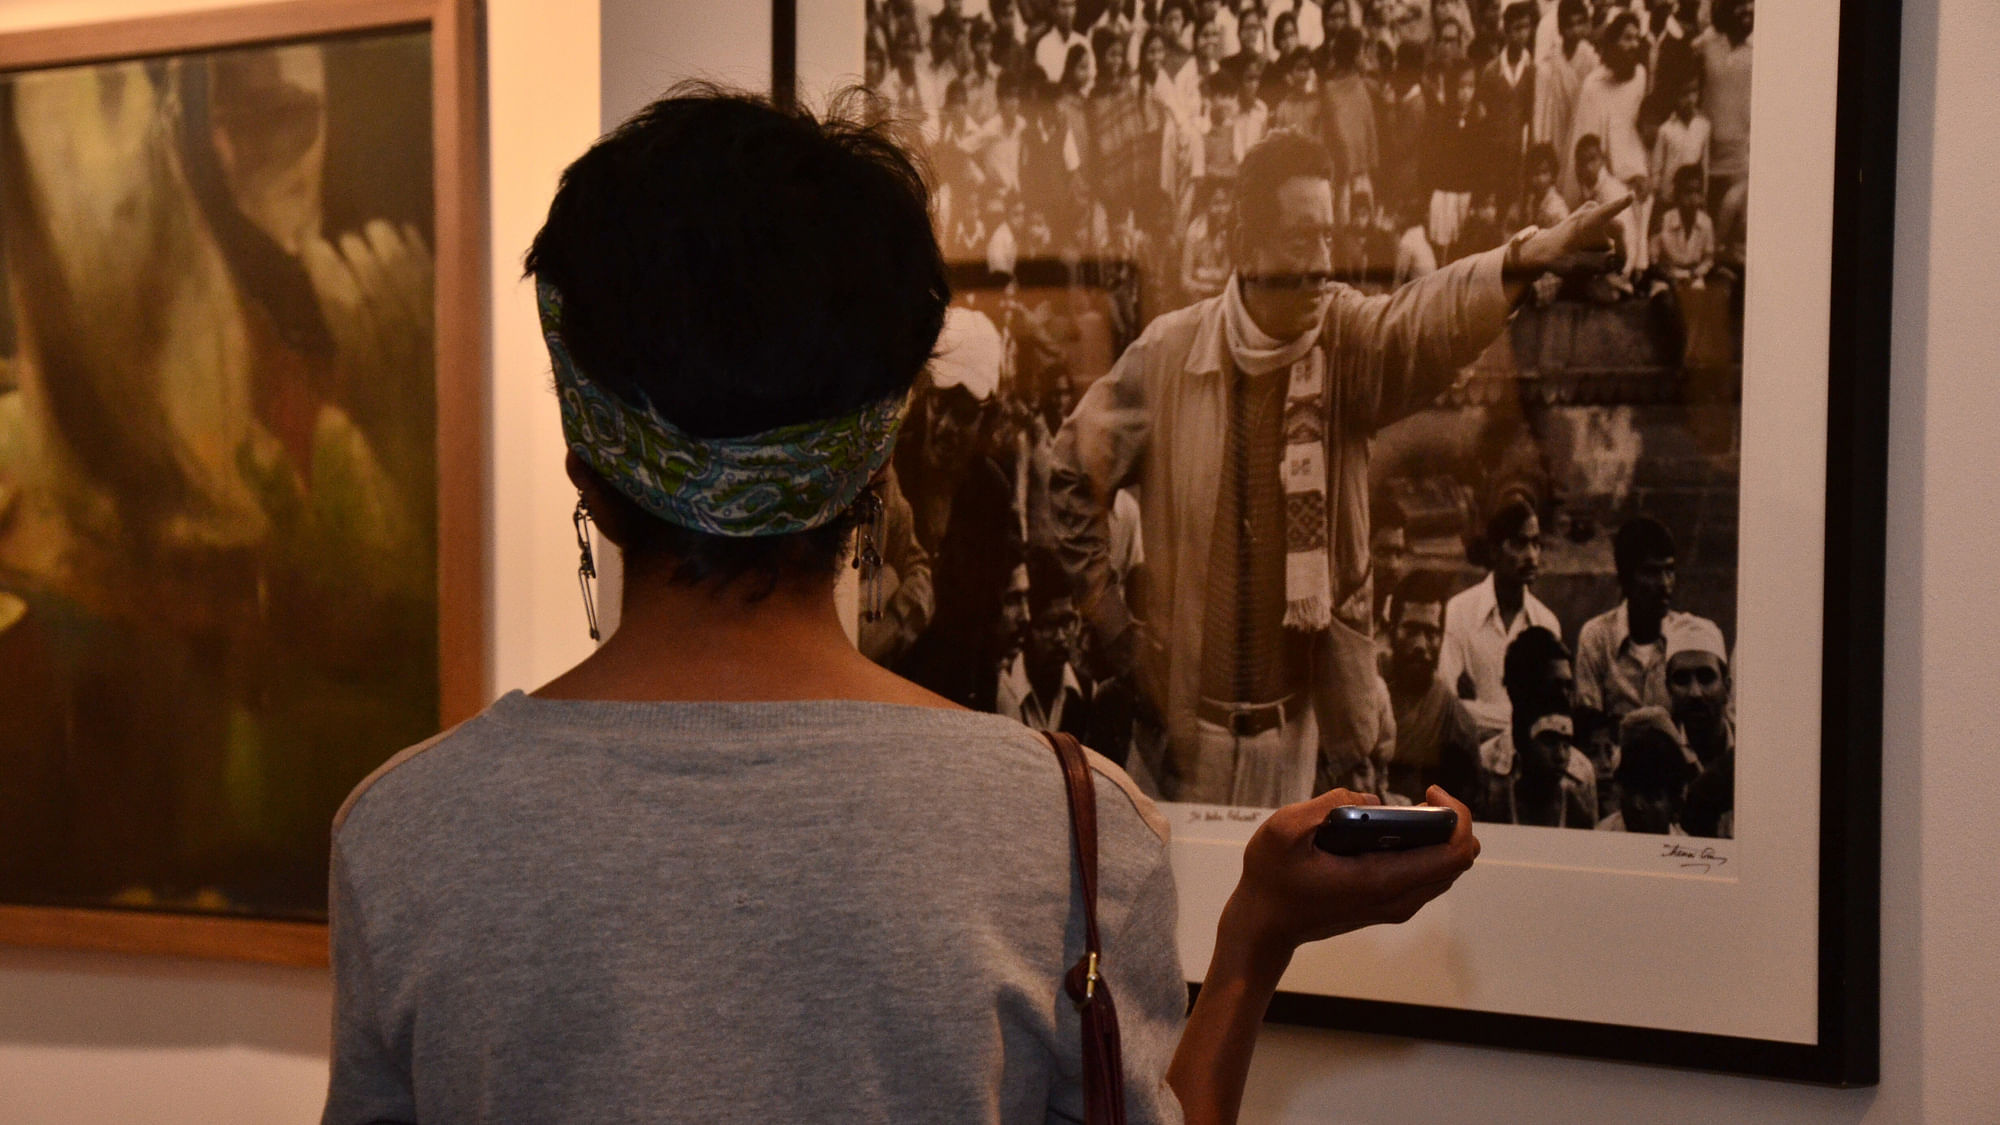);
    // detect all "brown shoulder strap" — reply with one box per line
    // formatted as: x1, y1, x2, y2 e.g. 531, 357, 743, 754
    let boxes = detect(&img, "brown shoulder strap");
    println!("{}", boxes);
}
1043, 730, 1127, 1125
